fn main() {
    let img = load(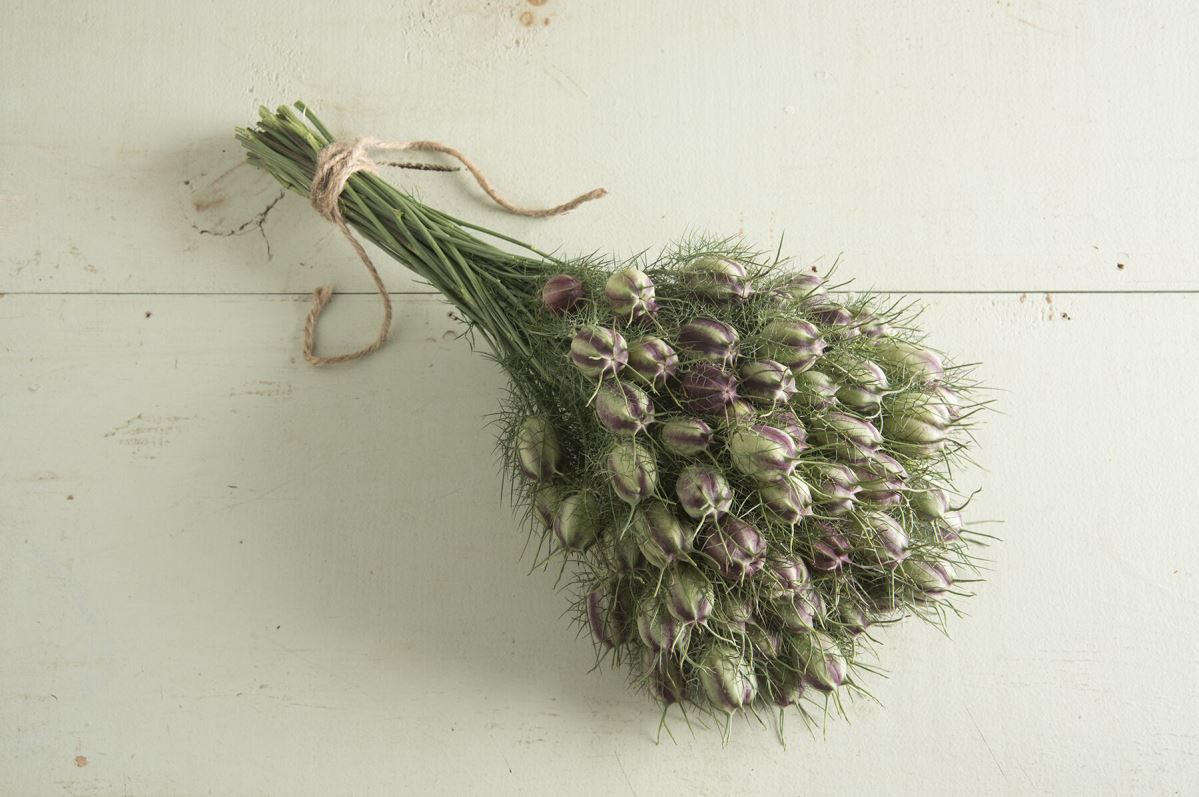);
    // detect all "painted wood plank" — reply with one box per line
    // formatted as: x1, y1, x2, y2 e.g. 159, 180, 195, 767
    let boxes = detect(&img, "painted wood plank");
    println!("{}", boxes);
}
3, 1, 1198, 294
1, 292, 1196, 794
